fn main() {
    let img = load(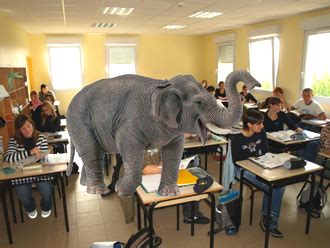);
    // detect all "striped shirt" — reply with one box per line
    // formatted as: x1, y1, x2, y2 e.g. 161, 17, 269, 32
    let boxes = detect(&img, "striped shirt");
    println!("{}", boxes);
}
3, 134, 48, 163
